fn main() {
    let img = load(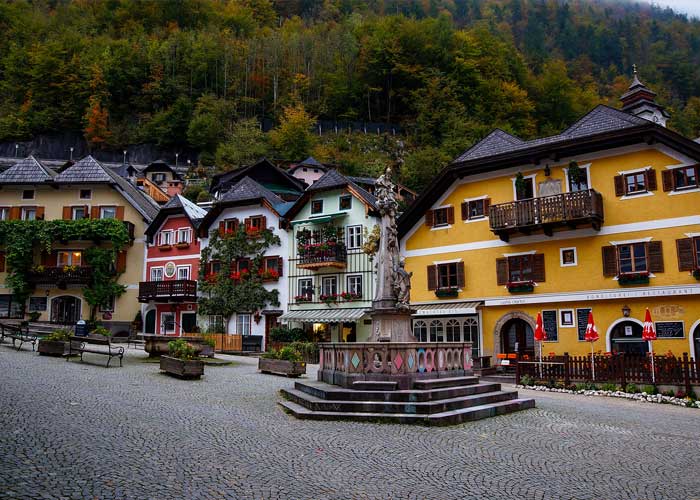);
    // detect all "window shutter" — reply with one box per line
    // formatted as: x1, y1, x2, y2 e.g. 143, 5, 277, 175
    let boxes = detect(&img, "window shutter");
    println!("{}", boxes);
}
446, 206, 455, 225
42, 252, 57, 267
277, 257, 283, 276
91, 206, 100, 219
662, 169, 674, 192
218, 221, 226, 235
614, 175, 625, 197
425, 210, 434, 227
115, 206, 125, 220
62, 206, 71, 220
427, 265, 437, 291
676, 238, 696, 271
531, 253, 546, 282
602, 246, 619, 277
483, 198, 490, 217
646, 169, 658, 191
460, 202, 468, 220
456, 261, 465, 288
9, 207, 21, 220
244, 217, 251, 230
496, 258, 508, 285
647, 241, 664, 273
116, 251, 127, 273
35, 206, 45, 220
0, 252, 5, 272
260, 215, 267, 229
